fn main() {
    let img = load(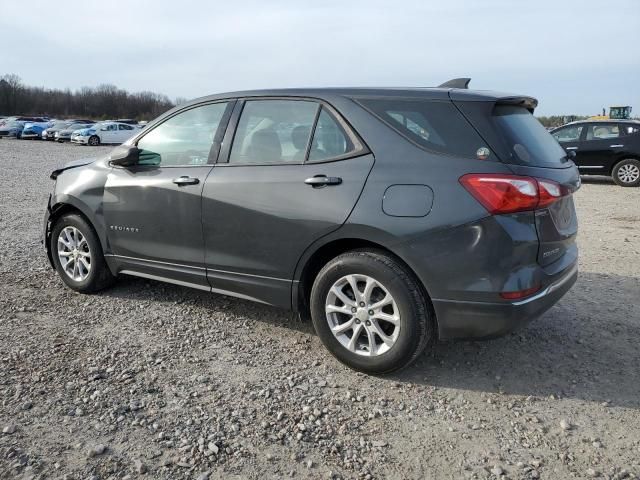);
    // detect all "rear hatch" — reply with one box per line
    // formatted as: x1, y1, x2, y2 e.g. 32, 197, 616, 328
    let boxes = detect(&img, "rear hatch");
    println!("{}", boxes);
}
453, 96, 580, 267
